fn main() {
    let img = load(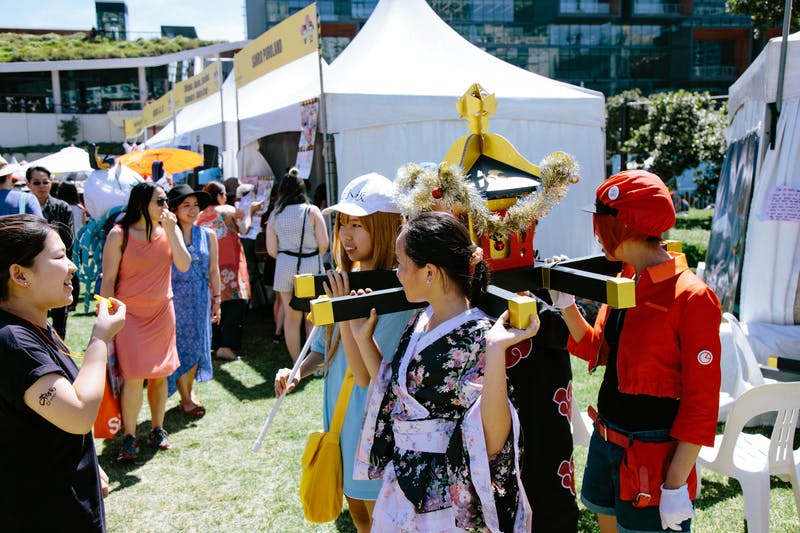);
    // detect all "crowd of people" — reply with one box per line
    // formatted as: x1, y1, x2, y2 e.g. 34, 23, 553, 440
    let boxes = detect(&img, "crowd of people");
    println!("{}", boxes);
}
0, 150, 723, 533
